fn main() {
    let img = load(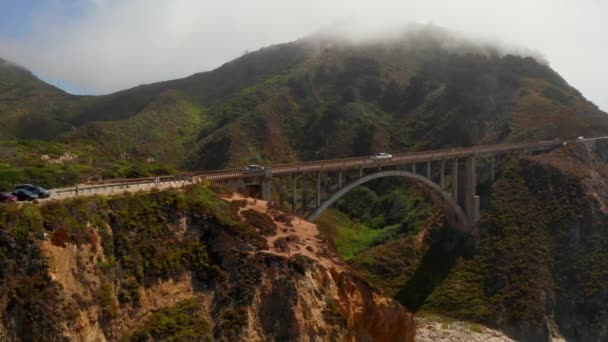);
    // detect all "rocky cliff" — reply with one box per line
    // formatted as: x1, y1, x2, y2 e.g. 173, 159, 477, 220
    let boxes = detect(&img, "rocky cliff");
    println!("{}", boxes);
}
0, 184, 414, 341
347, 141, 608, 341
